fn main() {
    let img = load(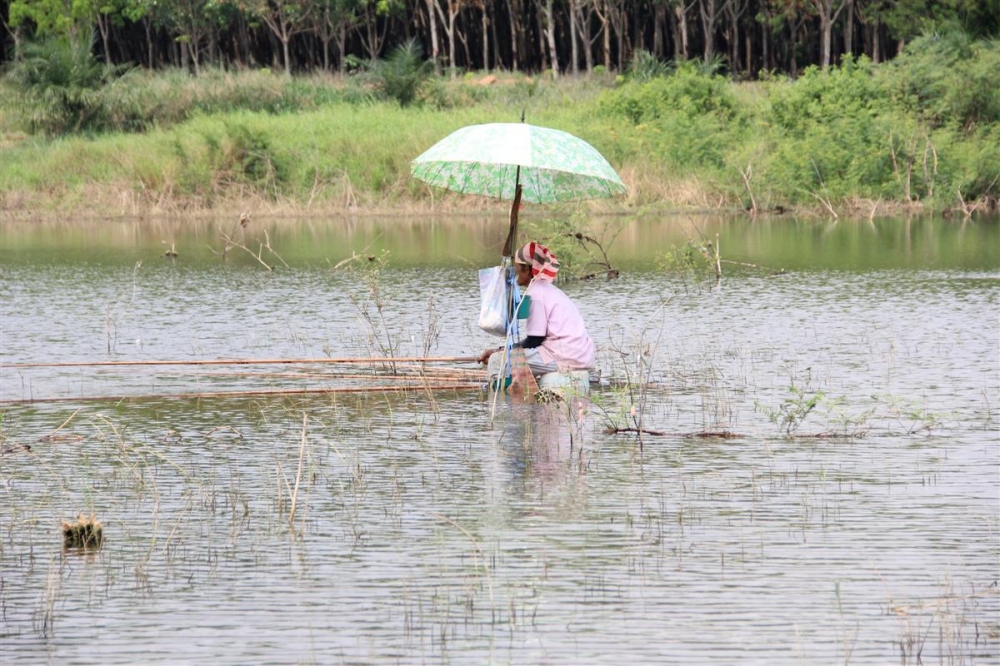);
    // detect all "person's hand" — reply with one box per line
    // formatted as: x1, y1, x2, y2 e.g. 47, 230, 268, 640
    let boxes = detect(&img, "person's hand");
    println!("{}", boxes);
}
478, 348, 497, 365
